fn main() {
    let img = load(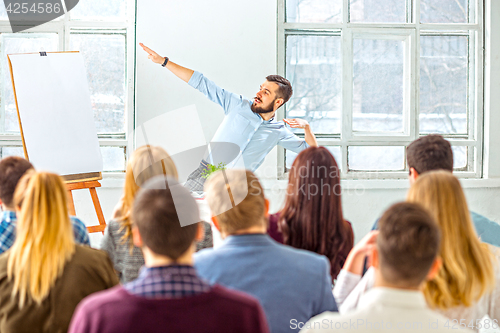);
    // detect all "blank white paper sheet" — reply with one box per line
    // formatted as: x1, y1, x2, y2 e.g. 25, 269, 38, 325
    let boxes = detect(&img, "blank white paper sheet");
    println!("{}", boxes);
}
9, 52, 103, 176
